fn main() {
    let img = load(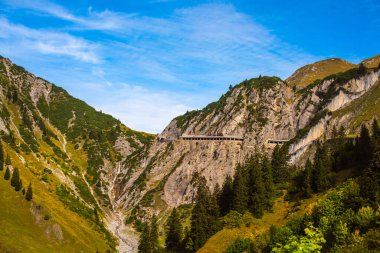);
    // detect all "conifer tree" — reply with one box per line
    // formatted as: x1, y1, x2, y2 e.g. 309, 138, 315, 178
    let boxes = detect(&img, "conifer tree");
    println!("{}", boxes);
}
372, 118, 380, 151
357, 124, 373, 170
271, 145, 291, 183
312, 143, 333, 192
247, 155, 265, 218
184, 237, 194, 253
369, 150, 380, 189
25, 183, 33, 201
4, 166, 10, 180
261, 153, 274, 209
0, 140, 3, 171
11, 167, 21, 190
149, 216, 159, 253
15, 178, 22, 192
358, 63, 366, 75
360, 167, 379, 206
138, 223, 151, 253
190, 177, 221, 251
219, 175, 234, 215
213, 183, 221, 207
301, 160, 313, 198
166, 208, 183, 251
232, 165, 249, 213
